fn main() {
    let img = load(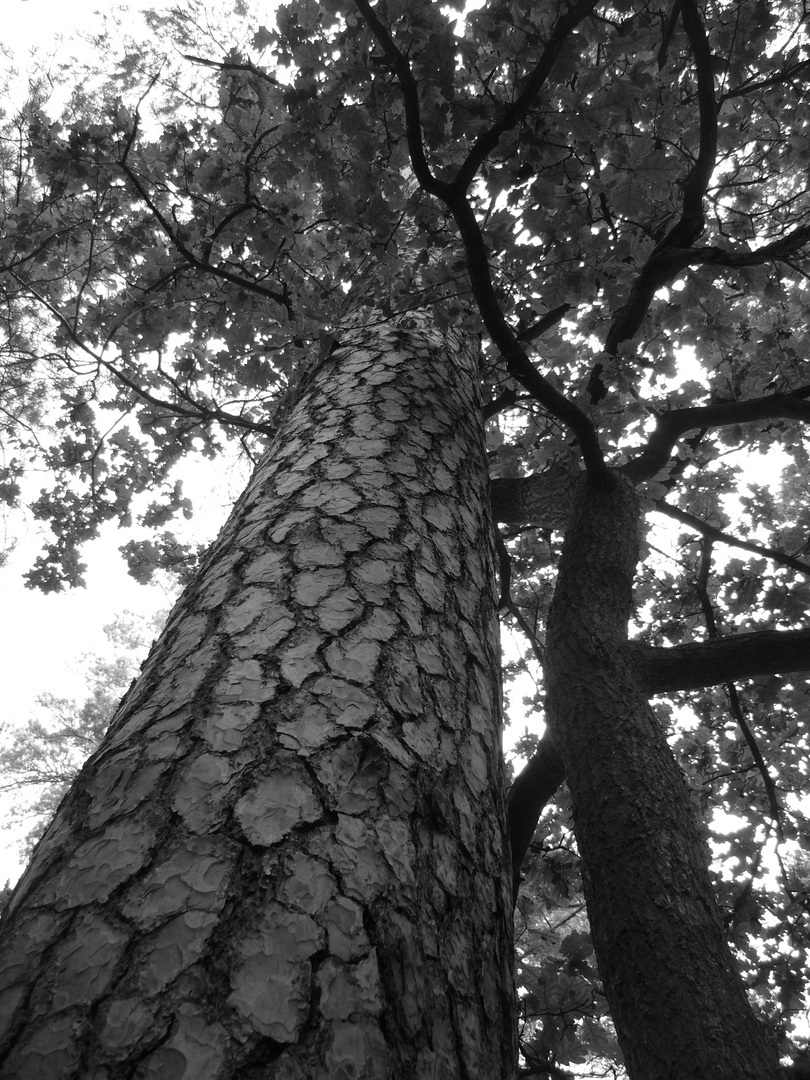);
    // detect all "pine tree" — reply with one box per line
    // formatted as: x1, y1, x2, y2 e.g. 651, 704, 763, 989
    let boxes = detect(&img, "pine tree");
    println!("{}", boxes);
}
1, 2, 809, 1077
